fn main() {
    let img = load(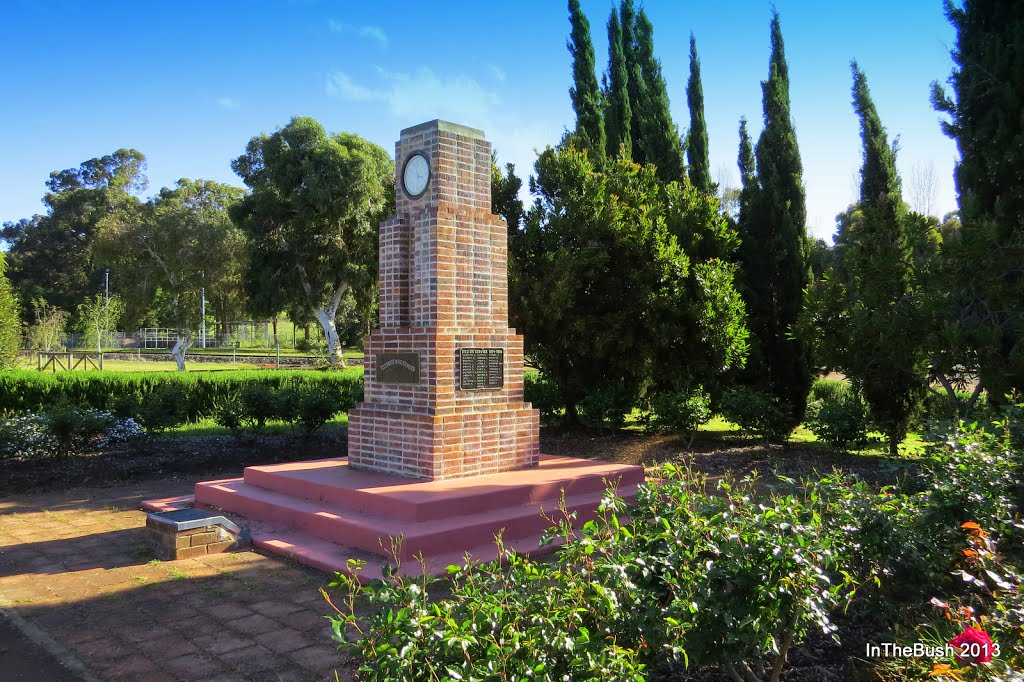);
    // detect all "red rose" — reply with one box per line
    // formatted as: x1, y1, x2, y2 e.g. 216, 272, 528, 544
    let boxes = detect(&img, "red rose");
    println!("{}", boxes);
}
949, 626, 994, 664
